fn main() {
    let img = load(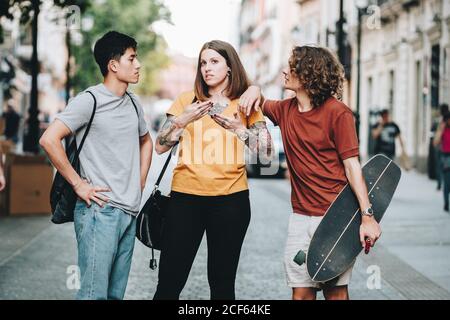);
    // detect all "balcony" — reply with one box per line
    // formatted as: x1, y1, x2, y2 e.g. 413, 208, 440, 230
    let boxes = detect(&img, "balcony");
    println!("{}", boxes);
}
374, 0, 420, 25
374, 0, 419, 9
